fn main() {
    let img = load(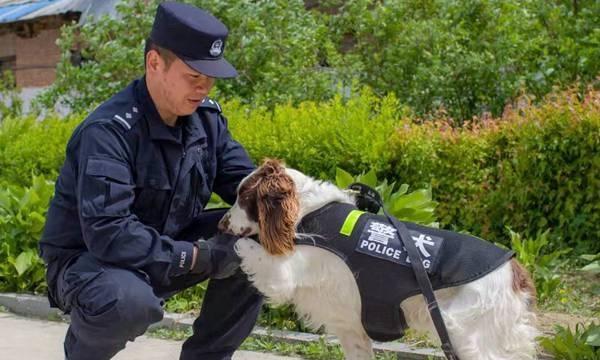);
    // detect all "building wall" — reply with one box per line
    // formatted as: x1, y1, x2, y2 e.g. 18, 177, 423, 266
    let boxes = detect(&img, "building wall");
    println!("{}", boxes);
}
0, 32, 16, 58
15, 28, 61, 88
